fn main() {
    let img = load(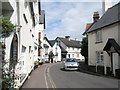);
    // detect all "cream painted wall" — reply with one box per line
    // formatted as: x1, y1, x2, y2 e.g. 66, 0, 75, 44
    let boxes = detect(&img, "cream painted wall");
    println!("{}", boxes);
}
88, 23, 119, 67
